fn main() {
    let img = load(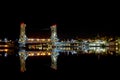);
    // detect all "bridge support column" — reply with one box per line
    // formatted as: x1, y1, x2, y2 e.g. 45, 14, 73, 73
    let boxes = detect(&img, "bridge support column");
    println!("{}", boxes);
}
18, 22, 27, 47
50, 24, 59, 70
50, 24, 59, 47
18, 48, 28, 72
51, 48, 59, 70
18, 22, 28, 72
